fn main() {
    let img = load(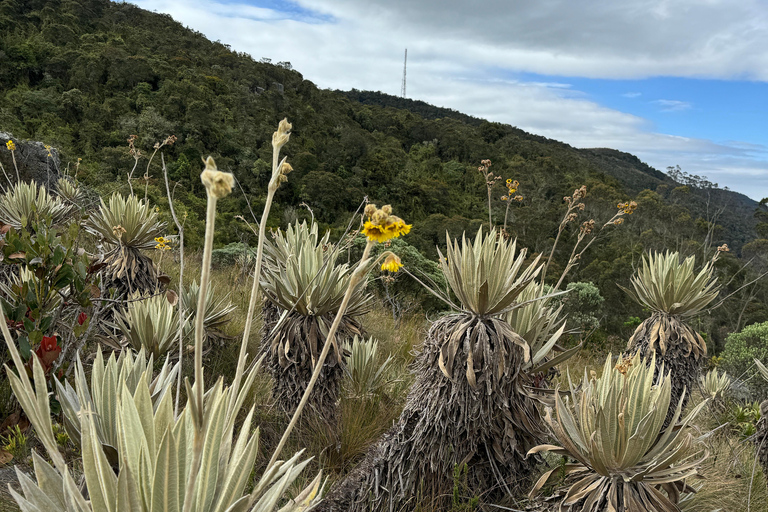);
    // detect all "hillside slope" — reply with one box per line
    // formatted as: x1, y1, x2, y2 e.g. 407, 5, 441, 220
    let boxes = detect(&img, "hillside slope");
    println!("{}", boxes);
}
0, 0, 762, 327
